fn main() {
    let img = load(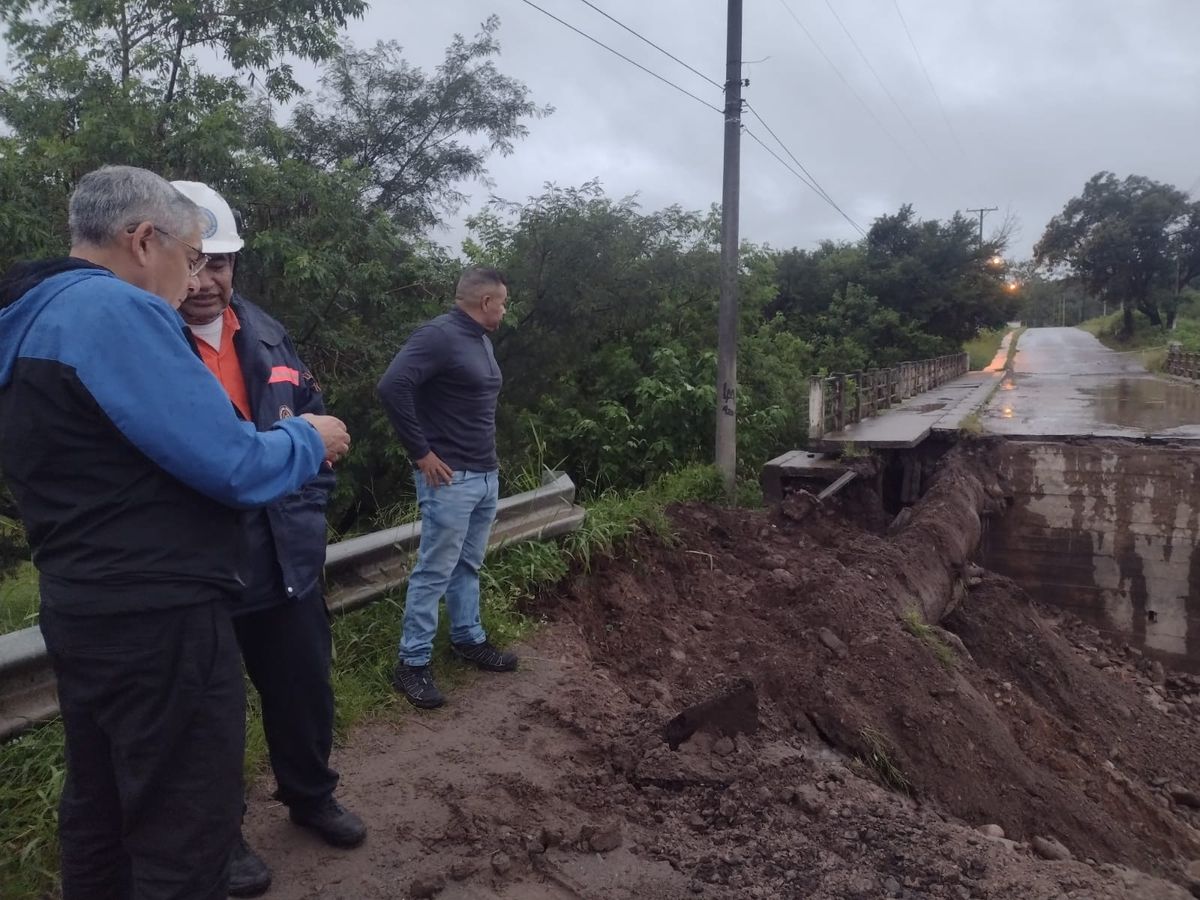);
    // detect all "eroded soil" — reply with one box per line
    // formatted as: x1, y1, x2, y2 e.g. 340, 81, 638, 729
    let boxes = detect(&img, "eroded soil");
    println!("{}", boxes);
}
243, 447, 1200, 899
